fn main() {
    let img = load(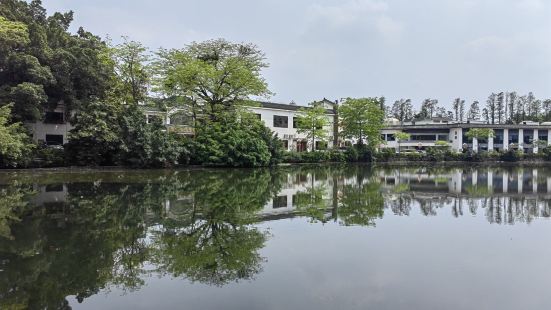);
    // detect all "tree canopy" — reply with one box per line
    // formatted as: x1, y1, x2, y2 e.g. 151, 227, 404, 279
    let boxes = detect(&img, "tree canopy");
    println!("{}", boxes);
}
295, 104, 329, 151
0, 0, 113, 122
339, 97, 385, 147
154, 39, 271, 121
